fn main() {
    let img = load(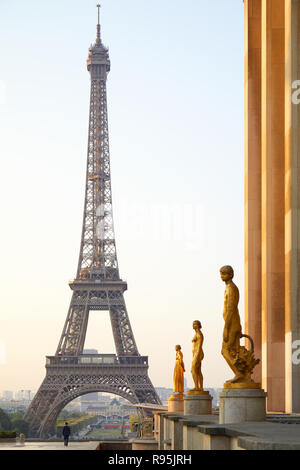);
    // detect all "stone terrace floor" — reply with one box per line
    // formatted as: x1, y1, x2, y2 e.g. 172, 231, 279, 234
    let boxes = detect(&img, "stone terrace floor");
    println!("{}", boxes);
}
0, 441, 98, 451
